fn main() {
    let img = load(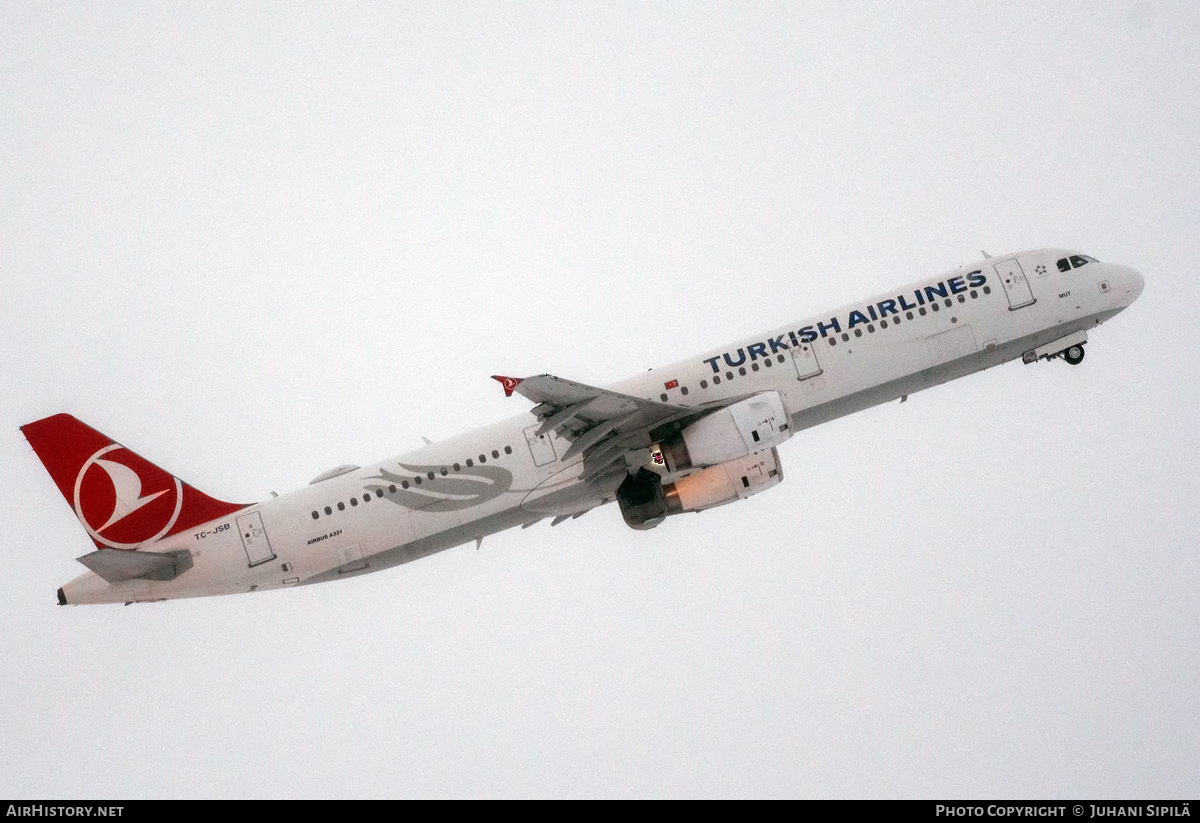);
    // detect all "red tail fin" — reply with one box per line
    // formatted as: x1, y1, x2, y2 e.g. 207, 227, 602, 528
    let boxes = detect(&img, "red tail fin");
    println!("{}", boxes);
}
21, 414, 248, 550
